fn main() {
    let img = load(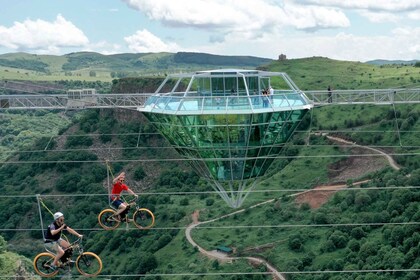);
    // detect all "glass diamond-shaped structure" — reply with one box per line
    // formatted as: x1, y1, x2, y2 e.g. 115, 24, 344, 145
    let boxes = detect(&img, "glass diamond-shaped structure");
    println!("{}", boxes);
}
138, 69, 313, 208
